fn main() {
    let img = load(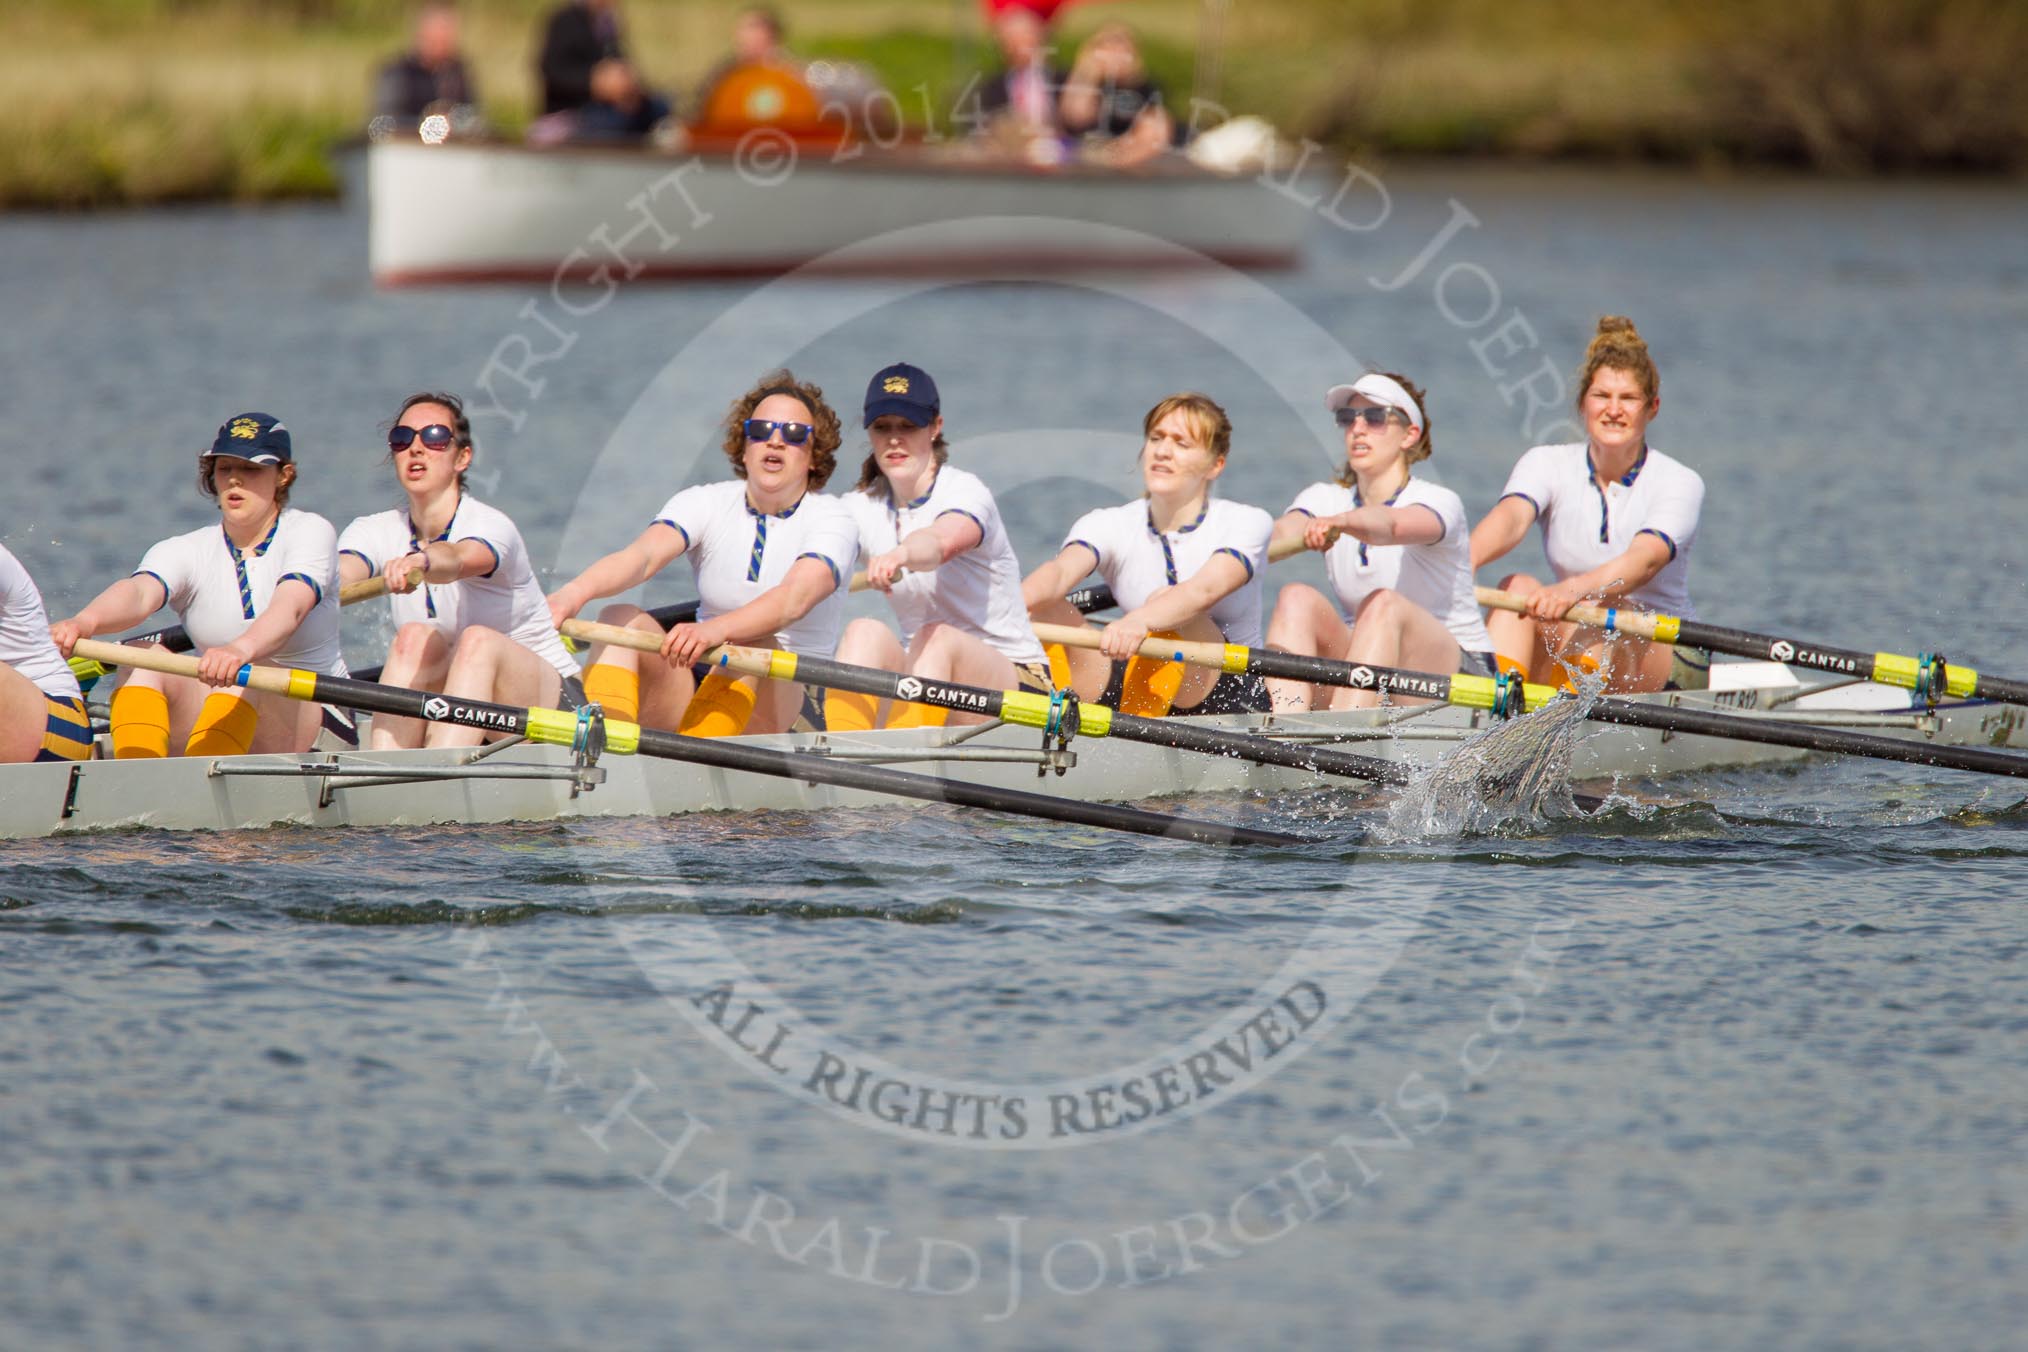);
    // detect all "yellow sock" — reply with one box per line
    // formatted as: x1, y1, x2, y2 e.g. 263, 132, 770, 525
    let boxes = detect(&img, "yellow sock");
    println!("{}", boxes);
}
1044, 642, 1075, 690
110, 686, 171, 759
824, 688, 880, 733
1119, 631, 1186, 717
583, 663, 640, 723
884, 699, 949, 730
185, 692, 259, 757
678, 670, 756, 738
